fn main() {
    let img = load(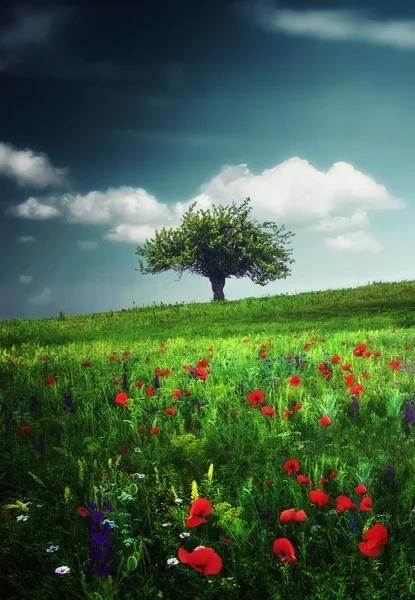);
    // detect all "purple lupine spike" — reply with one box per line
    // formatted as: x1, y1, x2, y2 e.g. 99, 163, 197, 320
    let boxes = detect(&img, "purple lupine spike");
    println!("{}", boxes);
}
385, 464, 396, 490
122, 372, 128, 390
351, 397, 360, 421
